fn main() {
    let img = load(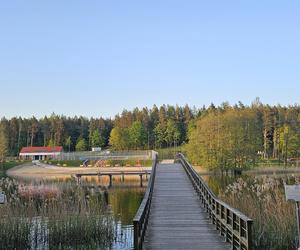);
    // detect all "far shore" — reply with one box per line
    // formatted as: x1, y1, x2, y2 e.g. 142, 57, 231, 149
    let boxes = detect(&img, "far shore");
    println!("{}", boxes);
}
6, 162, 152, 180
6, 161, 300, 180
